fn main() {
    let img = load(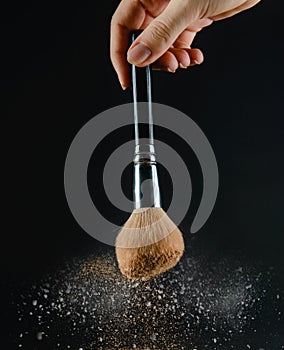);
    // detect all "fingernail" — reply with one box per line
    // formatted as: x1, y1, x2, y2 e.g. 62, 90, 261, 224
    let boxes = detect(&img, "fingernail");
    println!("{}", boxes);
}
167, 68, 176, 73
127, 43, 152, 64
119, 79, 129, 90
179, 63, 188, 69
193, 59, 202, 65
